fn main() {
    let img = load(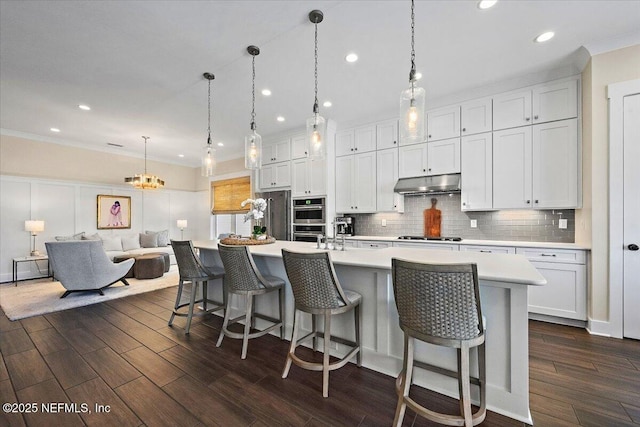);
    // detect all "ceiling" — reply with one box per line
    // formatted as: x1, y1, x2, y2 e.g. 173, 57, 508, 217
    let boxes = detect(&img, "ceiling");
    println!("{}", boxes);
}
1, 1, 639, 167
